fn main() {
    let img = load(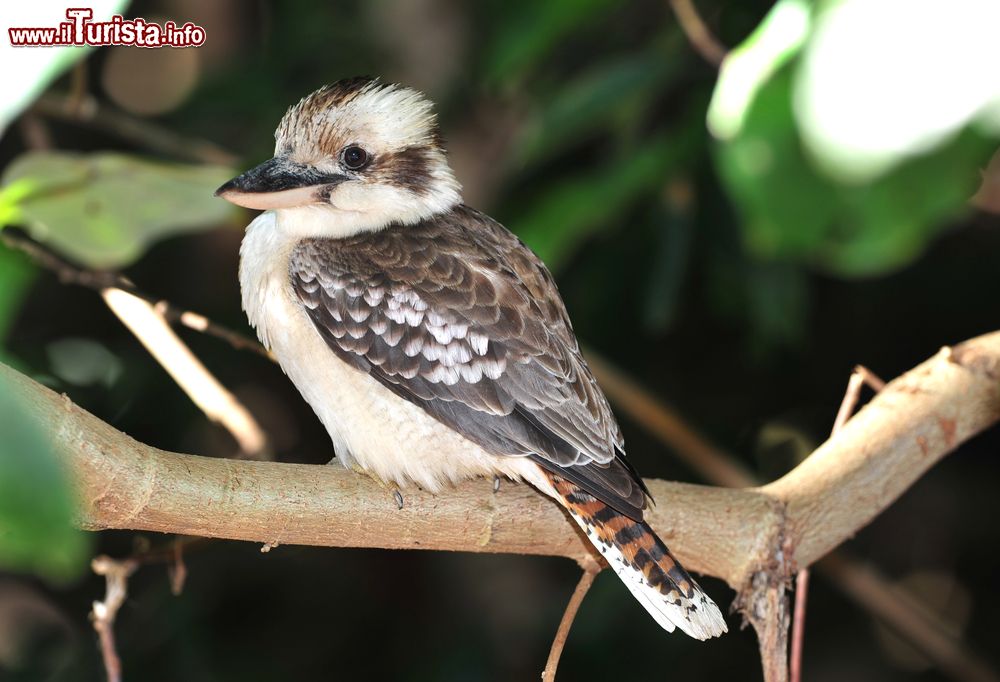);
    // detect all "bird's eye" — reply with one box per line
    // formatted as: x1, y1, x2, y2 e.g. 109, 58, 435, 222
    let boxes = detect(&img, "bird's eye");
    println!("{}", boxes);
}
342, 145, 369, 170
